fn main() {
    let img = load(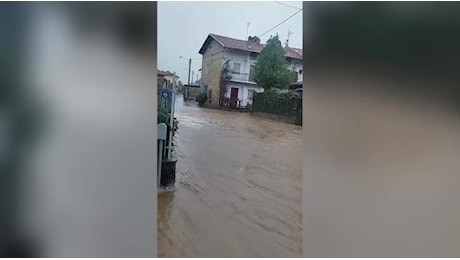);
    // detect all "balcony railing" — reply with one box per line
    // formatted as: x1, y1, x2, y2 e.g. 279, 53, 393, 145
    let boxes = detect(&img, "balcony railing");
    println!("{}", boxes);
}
228, 71, 256, 83
228, 69, 300, 83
